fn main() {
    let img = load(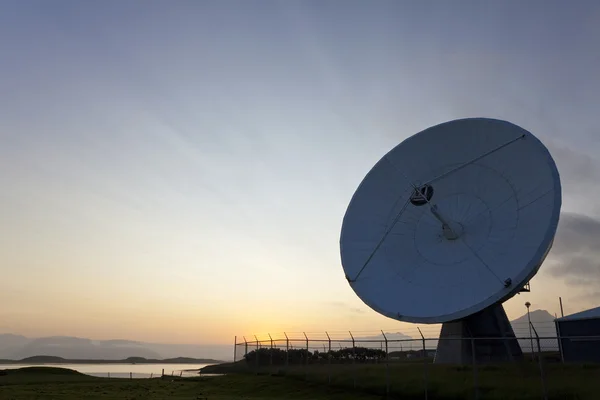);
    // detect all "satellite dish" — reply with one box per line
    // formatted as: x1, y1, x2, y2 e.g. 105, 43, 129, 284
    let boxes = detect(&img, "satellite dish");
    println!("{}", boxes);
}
340, 118, 561, 363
